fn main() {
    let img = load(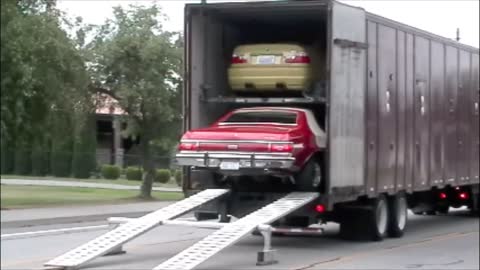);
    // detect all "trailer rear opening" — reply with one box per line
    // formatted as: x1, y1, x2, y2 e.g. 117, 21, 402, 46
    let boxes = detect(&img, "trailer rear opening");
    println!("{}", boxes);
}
188, 2, 329, 96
